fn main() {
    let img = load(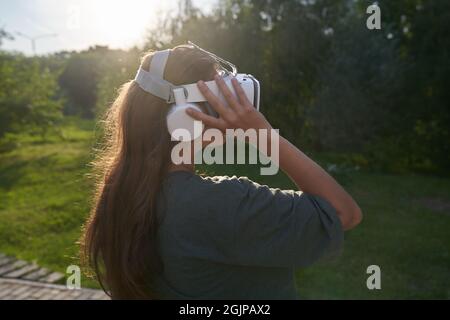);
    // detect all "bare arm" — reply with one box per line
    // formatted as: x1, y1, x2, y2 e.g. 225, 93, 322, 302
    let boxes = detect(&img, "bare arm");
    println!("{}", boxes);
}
277, 136, 362, 230
187, 75, 362, 230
